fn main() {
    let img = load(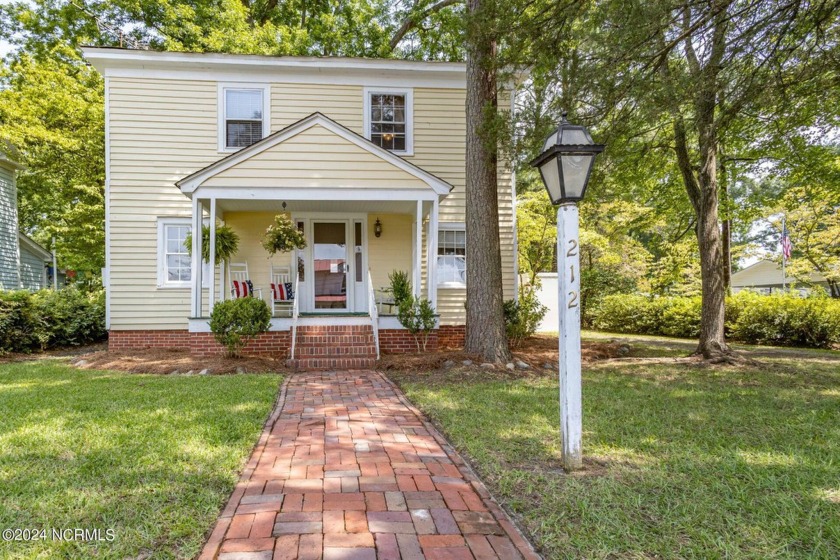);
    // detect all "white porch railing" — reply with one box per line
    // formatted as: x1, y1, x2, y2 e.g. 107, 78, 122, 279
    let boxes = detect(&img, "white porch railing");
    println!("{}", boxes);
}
367, 269, 380, 360
290, 276, 300, 360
